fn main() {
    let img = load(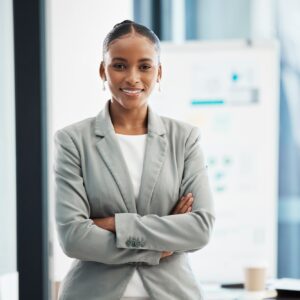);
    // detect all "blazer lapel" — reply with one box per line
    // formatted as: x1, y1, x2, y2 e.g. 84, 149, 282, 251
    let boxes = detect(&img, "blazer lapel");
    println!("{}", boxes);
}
94, 101, 136, 213
94, 100, 168, 215
137, 106, 168, 215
